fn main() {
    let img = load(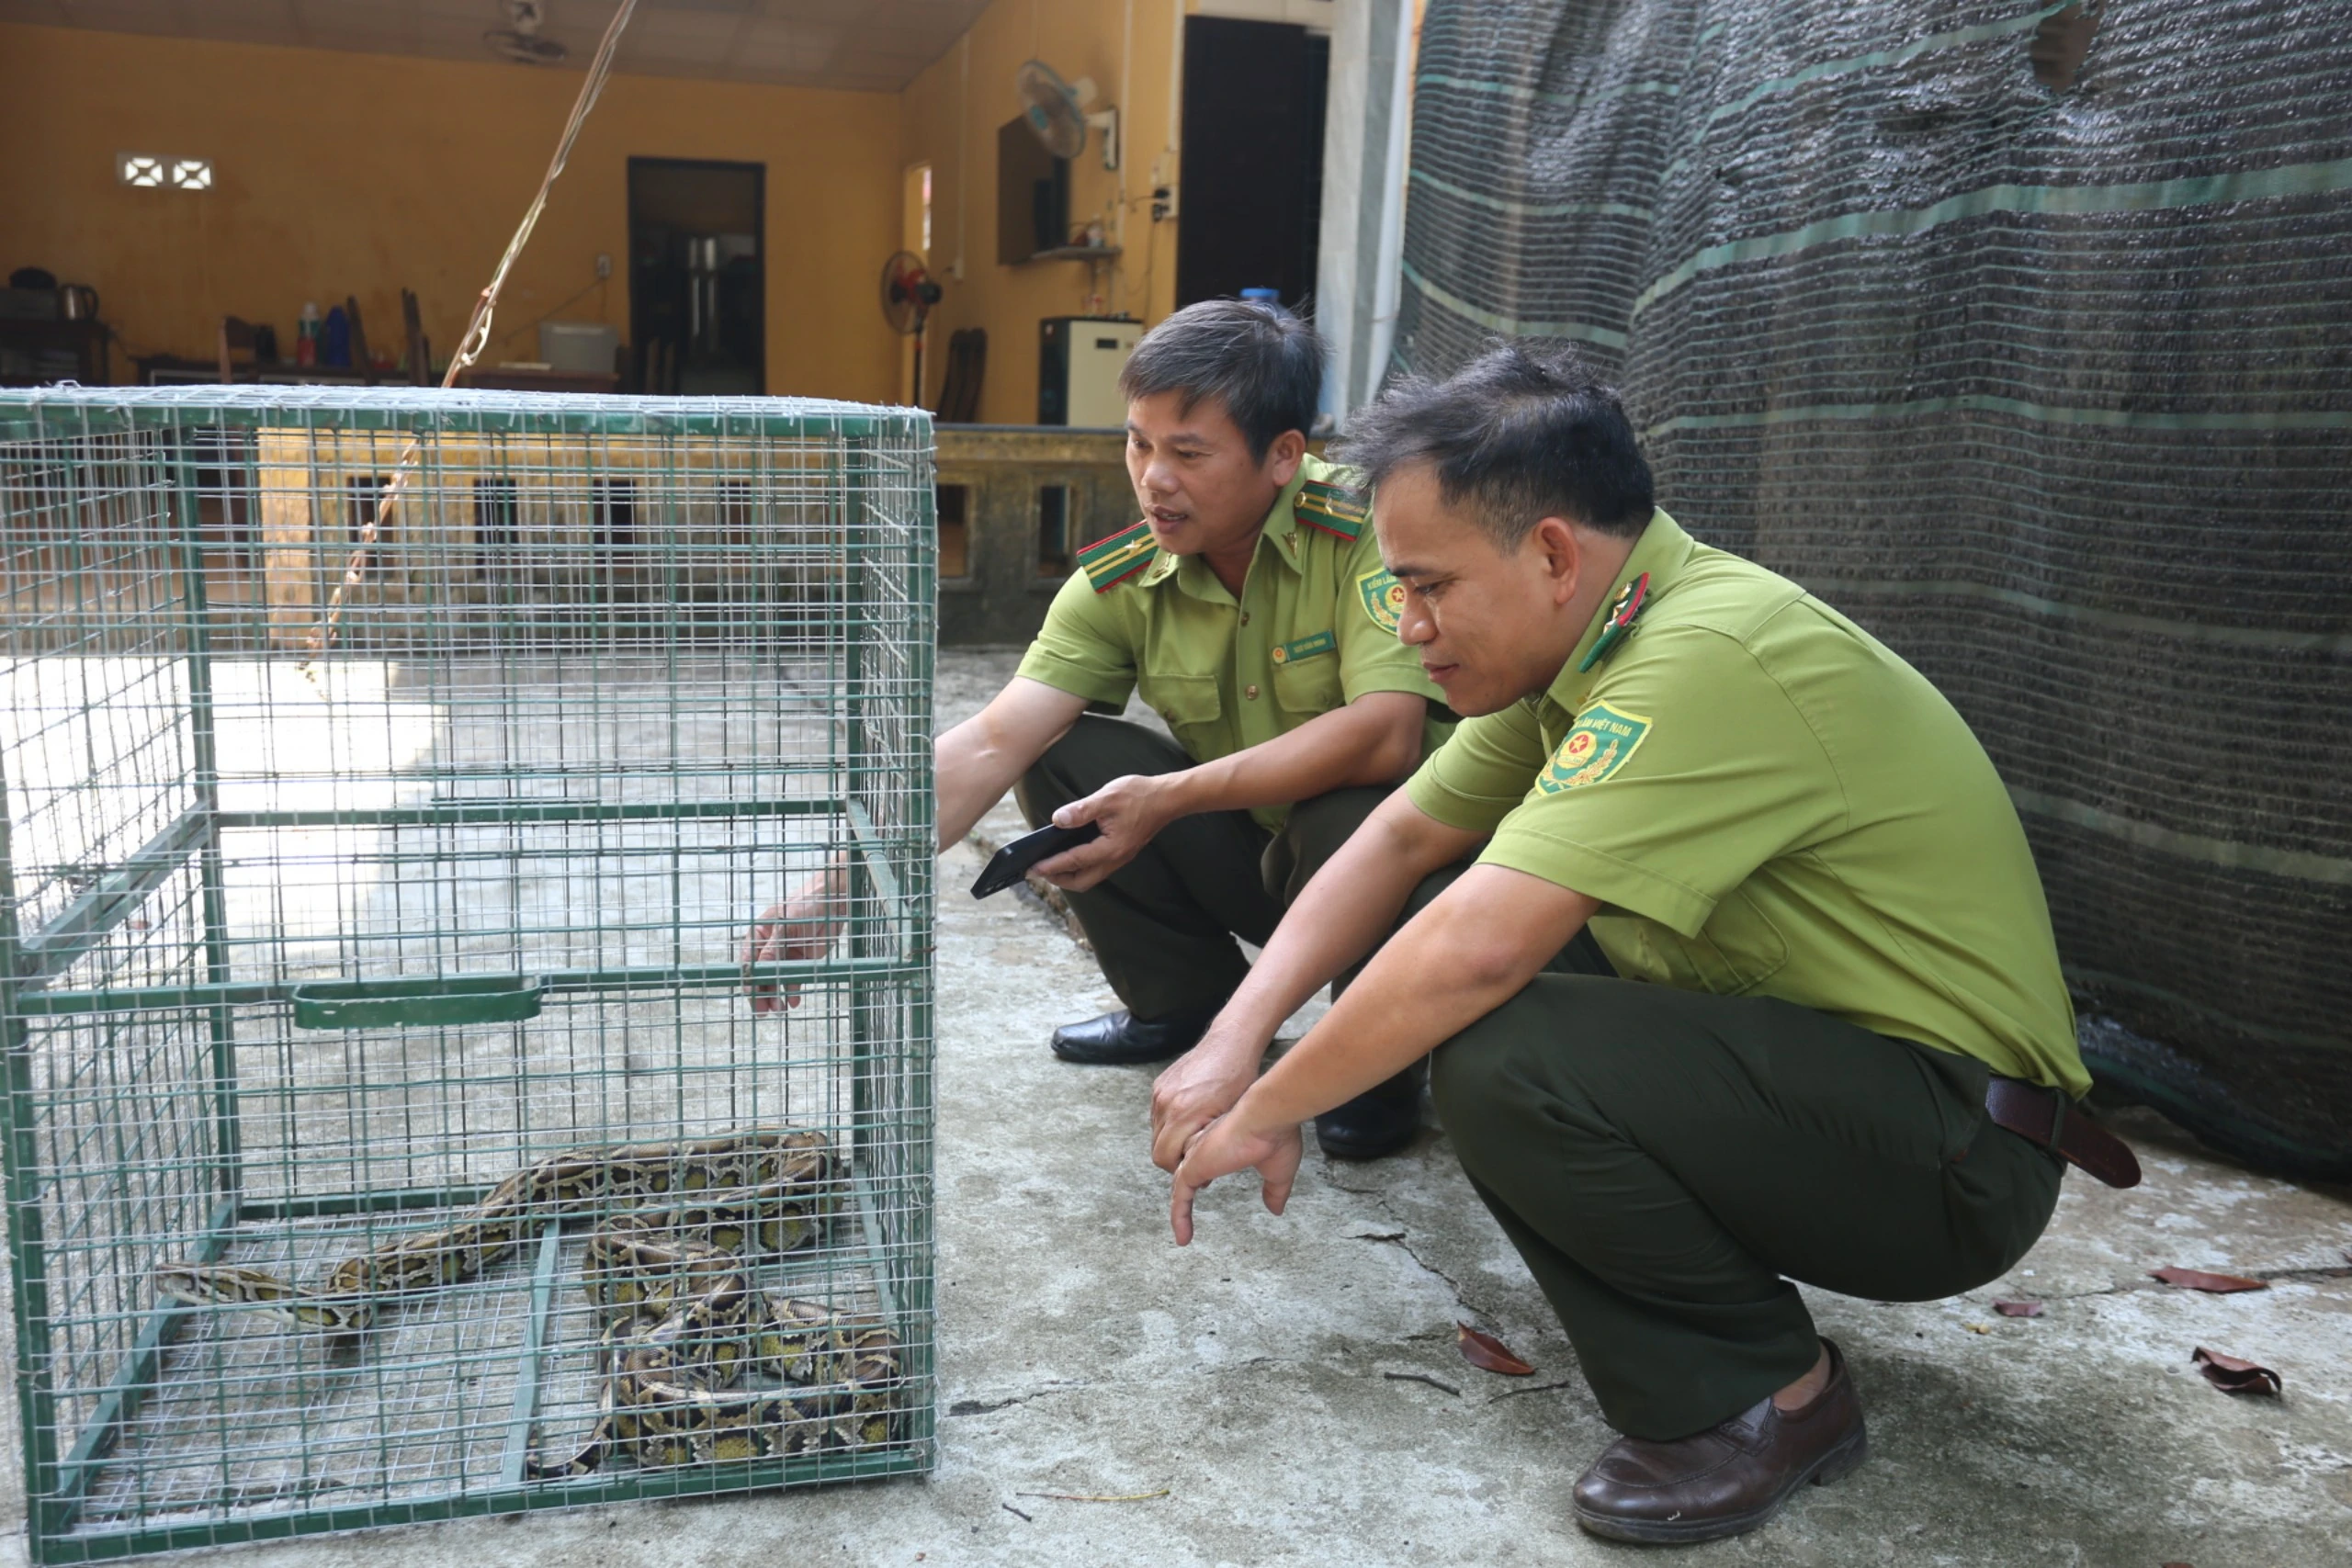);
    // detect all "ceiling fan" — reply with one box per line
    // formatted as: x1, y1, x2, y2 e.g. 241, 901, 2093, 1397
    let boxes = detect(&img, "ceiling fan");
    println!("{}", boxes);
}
485, 0, 568, 65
